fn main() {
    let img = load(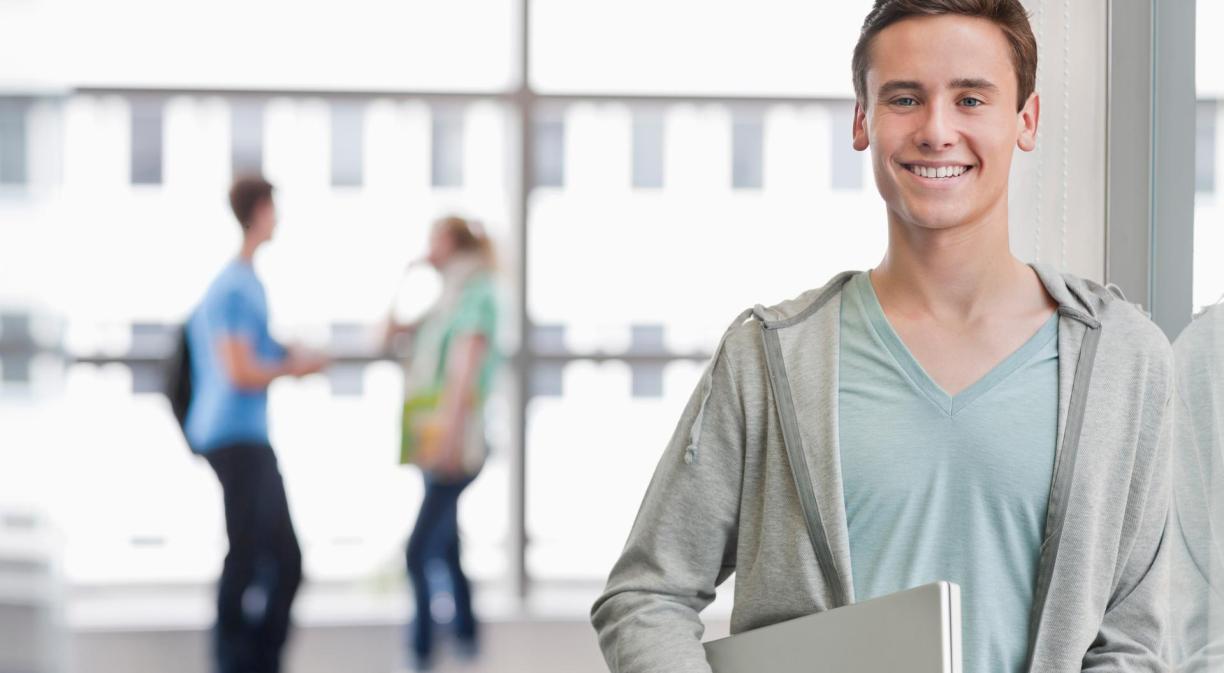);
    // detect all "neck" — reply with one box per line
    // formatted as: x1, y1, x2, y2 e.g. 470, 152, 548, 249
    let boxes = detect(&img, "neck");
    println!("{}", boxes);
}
238, 237, 260, 263
441, 251, 484, 283
871, 201, 1029, 323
